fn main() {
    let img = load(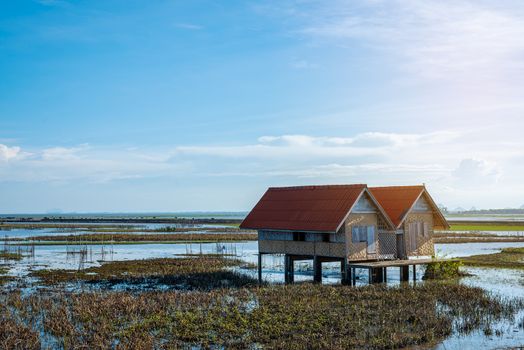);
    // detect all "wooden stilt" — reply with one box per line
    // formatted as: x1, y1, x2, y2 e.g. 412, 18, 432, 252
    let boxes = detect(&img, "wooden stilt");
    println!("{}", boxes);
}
370, 267, 384, 284
284, 255, 291, 284
313, 256, 322, 283
413, 265, 417, 282
341, 259, 350, 285
383, 267, 387, 283
400, 265, 409, 282
258, 253, 262, 284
